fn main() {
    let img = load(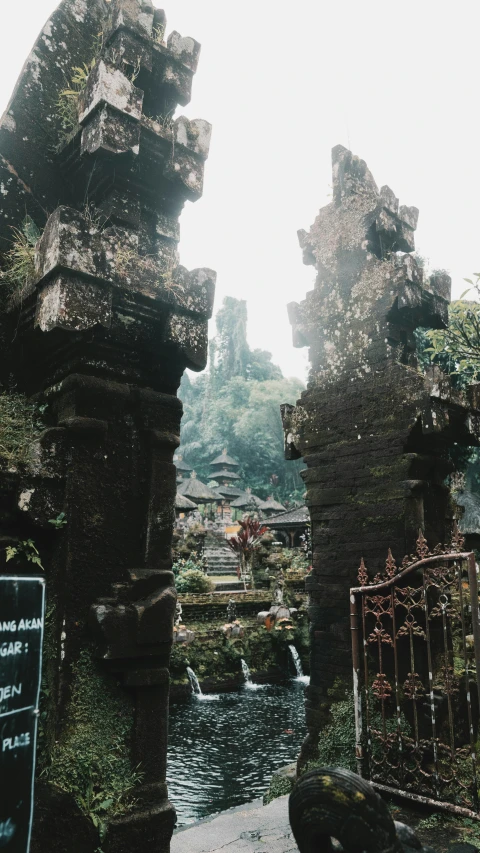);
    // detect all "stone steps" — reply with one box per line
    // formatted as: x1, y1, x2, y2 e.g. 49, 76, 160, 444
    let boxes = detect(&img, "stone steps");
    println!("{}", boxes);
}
214, 581, 244, 591
204, 532, 240, 577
